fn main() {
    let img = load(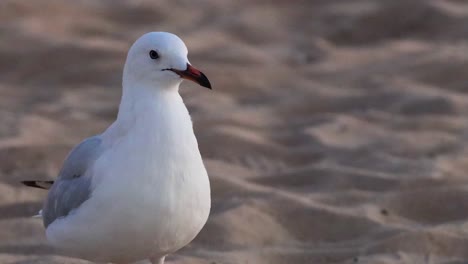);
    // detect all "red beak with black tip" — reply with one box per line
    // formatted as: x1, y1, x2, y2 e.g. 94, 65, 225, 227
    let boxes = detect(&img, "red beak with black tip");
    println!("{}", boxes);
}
169, 63, 212, 89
